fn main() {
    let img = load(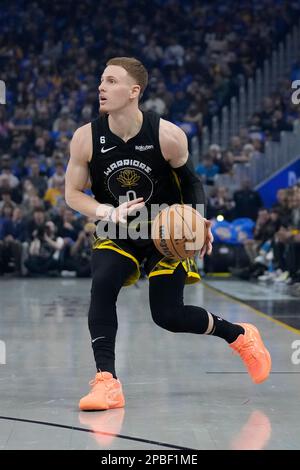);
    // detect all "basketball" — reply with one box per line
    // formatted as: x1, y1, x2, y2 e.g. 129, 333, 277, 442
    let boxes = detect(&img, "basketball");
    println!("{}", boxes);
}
151, 204, 207, 260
